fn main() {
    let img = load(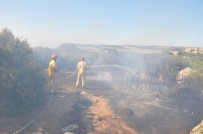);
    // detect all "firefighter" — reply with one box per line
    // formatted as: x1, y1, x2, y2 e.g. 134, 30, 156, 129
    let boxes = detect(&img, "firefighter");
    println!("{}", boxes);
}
76, 57, 87, 88
48, 54, 58, 88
